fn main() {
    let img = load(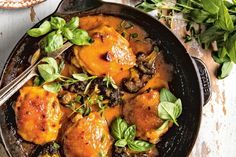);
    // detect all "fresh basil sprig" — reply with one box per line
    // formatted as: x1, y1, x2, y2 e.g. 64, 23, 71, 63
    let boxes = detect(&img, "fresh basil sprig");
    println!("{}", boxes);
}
27, 21, 51, 37
27, 16, 91, 53
158, 88, 182, 126
111, 117, 153, 152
